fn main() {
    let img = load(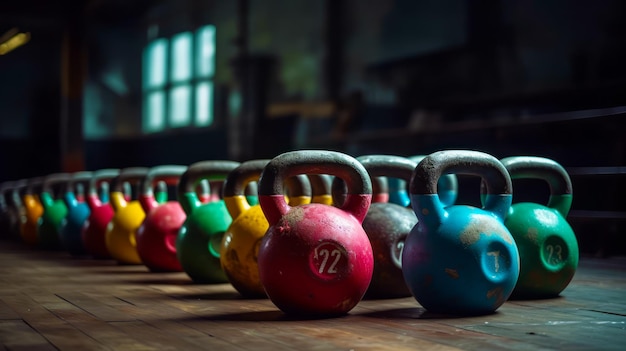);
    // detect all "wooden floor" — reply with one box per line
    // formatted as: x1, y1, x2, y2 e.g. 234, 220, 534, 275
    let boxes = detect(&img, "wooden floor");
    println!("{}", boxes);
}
1, 239, 625, 351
